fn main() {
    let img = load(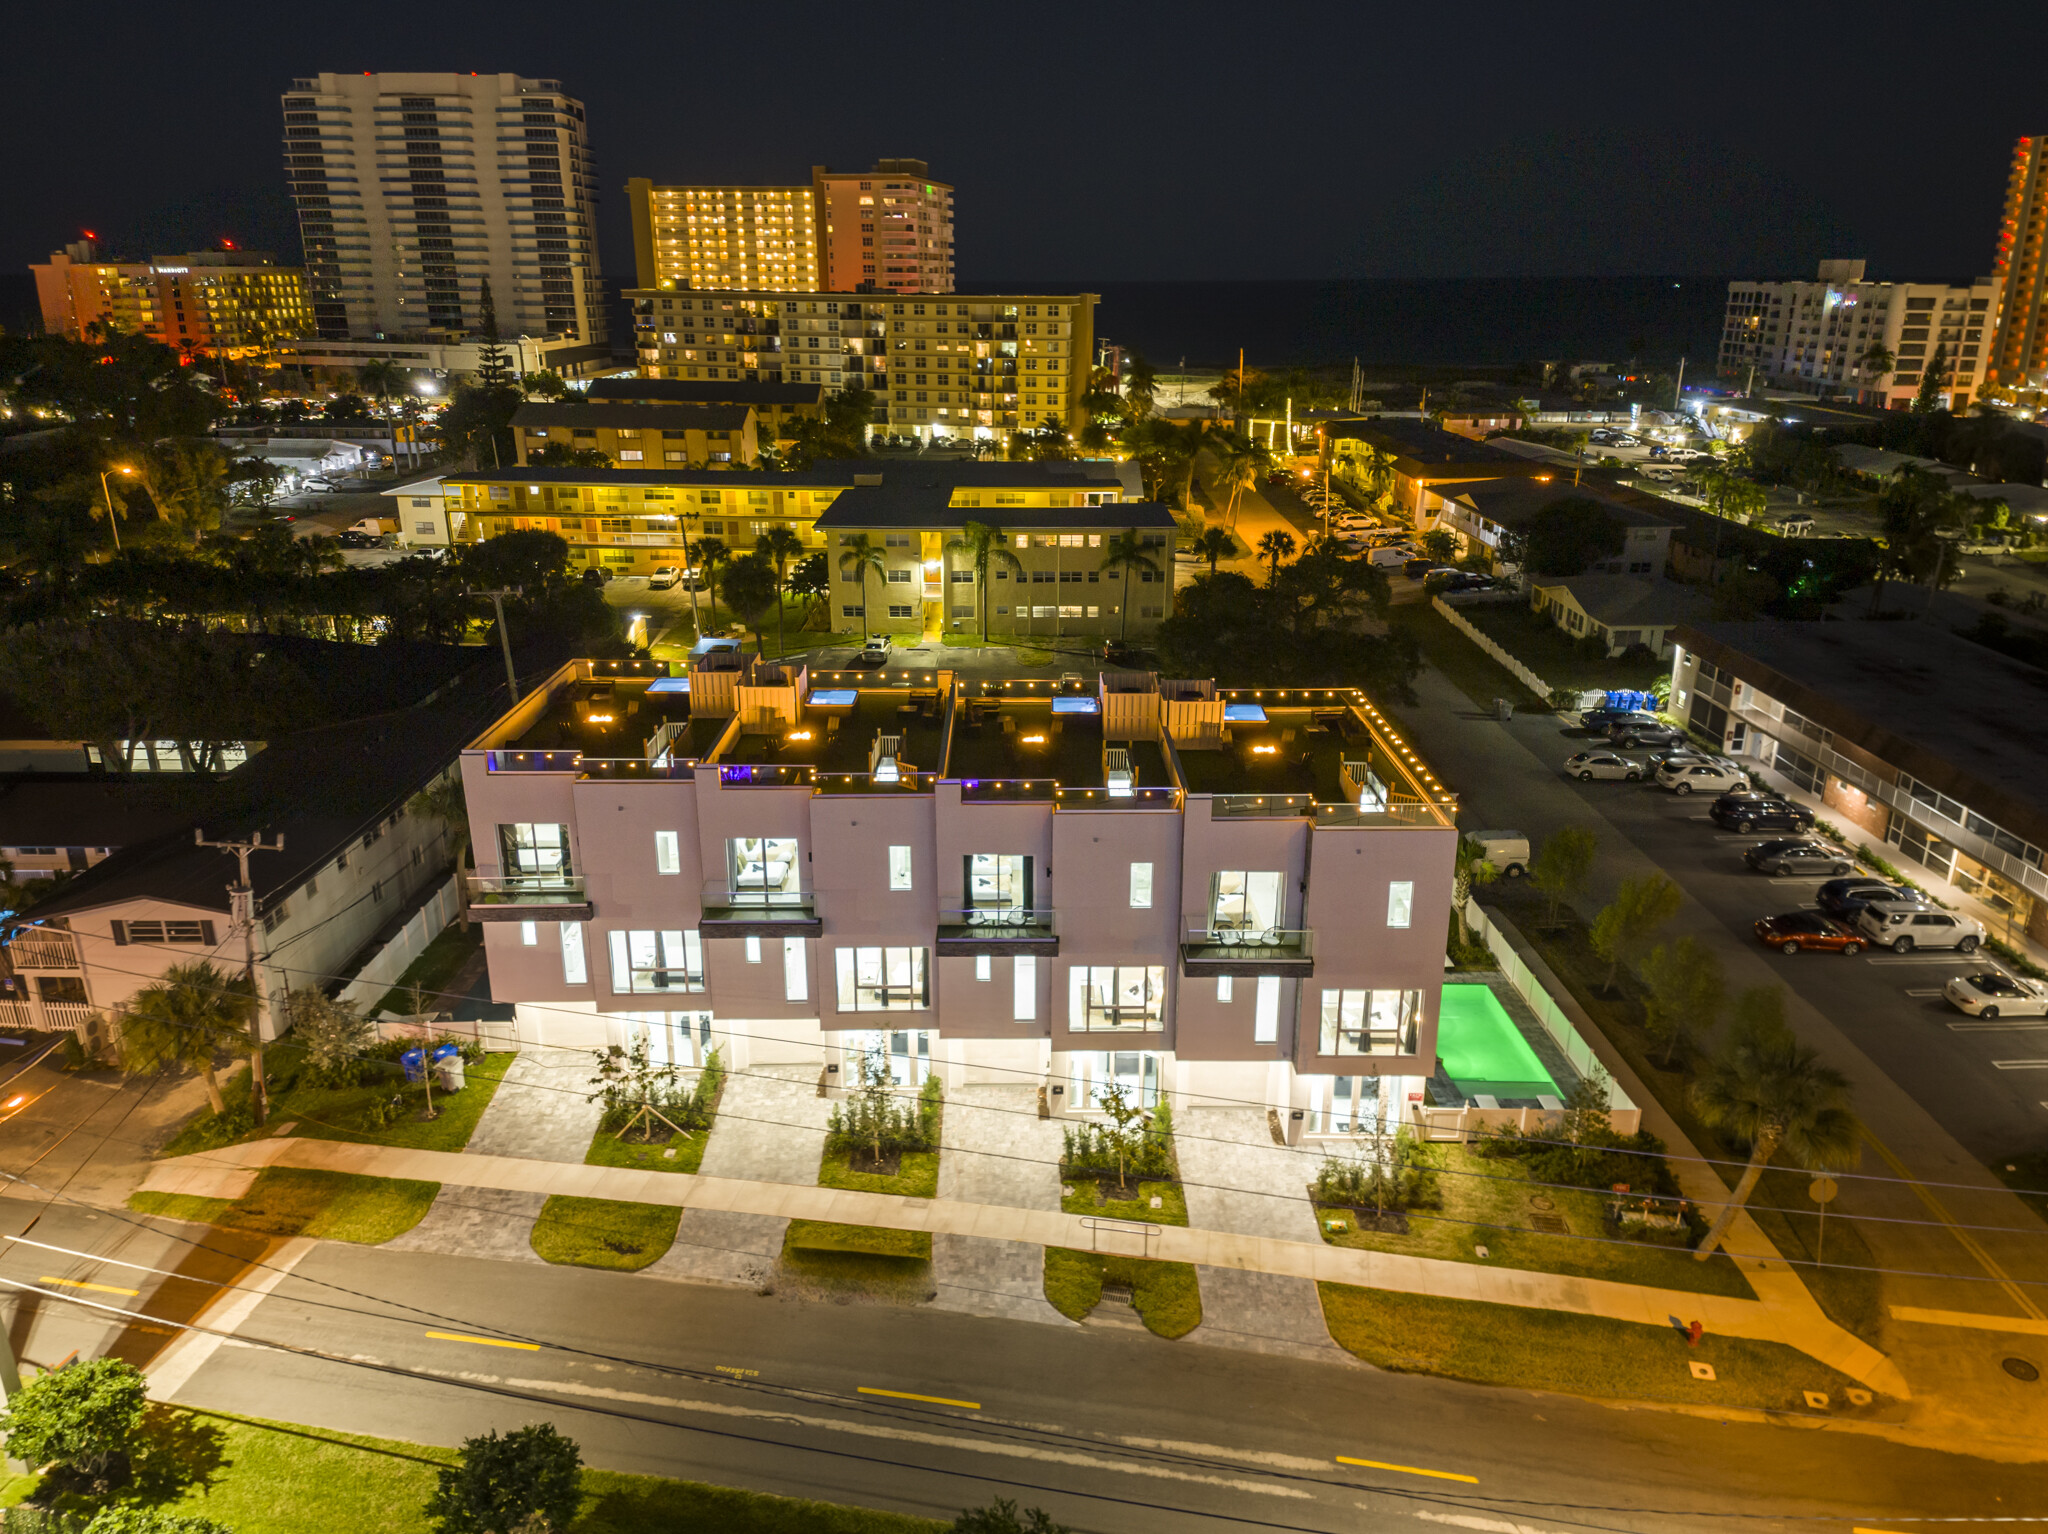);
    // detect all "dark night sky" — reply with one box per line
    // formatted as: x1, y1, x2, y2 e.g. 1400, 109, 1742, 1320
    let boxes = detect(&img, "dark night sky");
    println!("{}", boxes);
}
7, 0, 2047, 286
